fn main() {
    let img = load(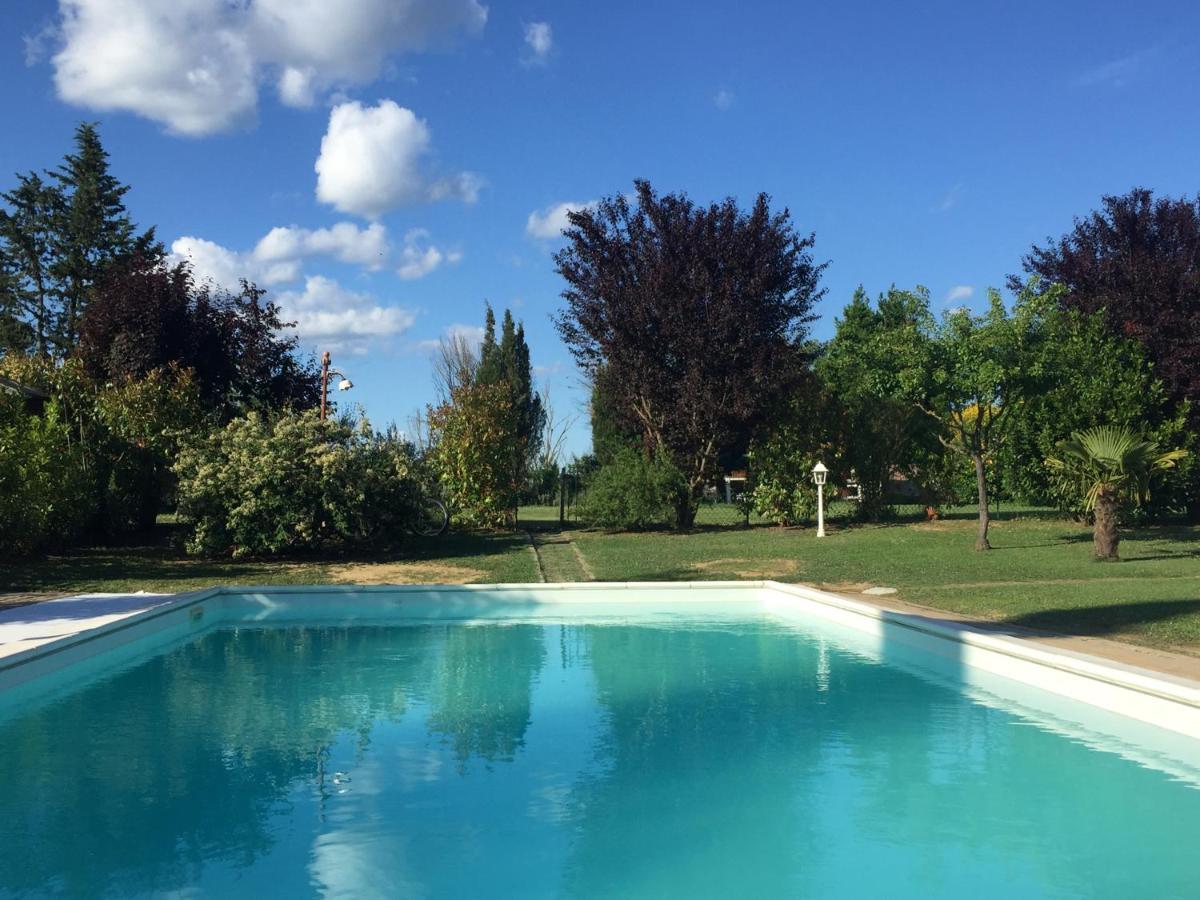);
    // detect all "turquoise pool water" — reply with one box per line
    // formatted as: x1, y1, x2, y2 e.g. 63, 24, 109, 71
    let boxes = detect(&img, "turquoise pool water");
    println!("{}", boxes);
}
1, 599, 1198, 898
